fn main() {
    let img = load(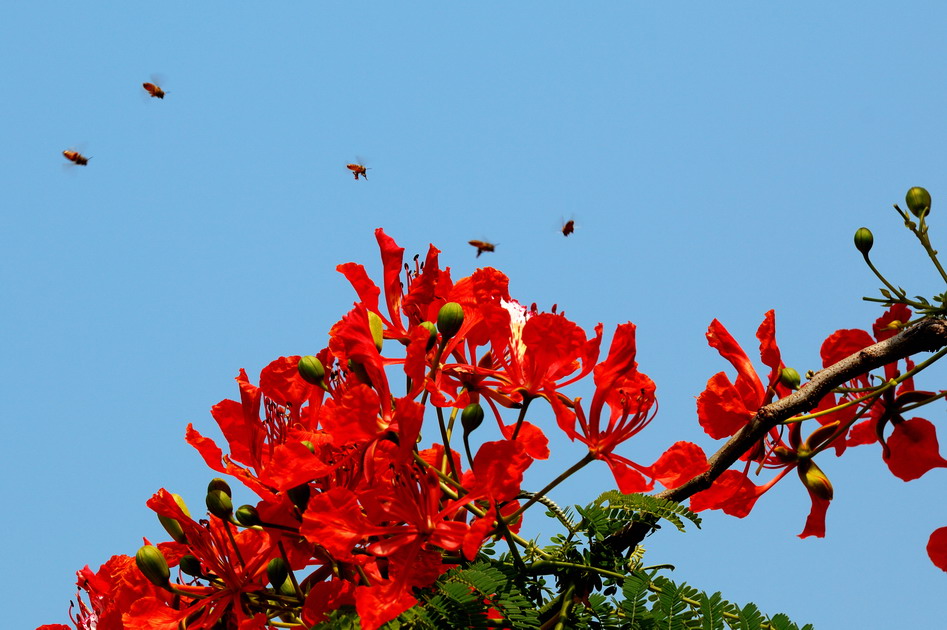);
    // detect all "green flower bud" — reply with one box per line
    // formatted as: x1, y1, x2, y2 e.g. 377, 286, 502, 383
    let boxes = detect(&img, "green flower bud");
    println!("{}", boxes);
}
157, 493, 190, 544
419, 321, 438, 350
301, 440, 315, 454
367, 311, 385, 352
461, 403, 485, 435
906, 186, 932, 217
779, 367, 801, 390
267, 557, 289, 589
298, 355, 326, 387
207, 478, 232, 498
179, 554, 203, 577
136, 545, 171, 588
235, 504, 261, 527
437, 302, 465, 340
206, 489, 233, 519
853, 227, 874, 255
